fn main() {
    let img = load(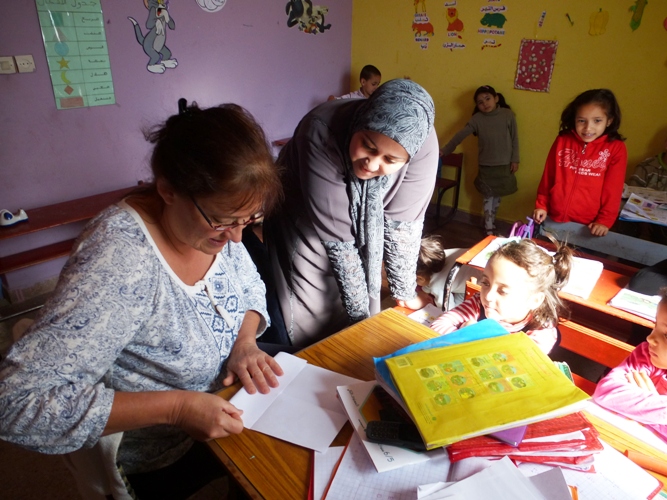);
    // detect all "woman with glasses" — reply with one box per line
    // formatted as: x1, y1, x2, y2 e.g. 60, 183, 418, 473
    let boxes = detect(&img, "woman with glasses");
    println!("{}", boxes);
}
265, 79, 439, 348
0, 101, 283, 499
